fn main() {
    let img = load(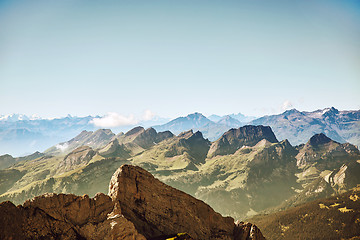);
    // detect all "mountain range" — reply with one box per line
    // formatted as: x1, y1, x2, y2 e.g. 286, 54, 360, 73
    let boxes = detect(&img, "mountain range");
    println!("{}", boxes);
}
1, 123, 359, 224
2, 107, 359, 157
0, 114, 169, 157
251, 107, 360, 147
